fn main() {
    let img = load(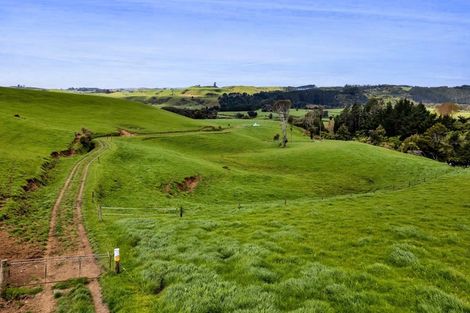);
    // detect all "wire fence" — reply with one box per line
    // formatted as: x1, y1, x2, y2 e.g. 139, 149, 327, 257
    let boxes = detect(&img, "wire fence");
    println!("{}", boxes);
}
3, 253, 112, 287
101, 206, 179, 218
